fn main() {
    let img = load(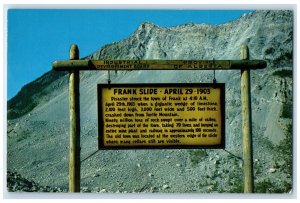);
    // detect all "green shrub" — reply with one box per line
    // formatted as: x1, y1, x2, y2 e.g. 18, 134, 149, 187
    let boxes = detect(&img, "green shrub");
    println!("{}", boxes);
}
228, 174, 243, 193
264, 47, 275, 55
259, 123, 293, 193
17, 130, 31, 142
272, 69, 292, 78
188, 149, 208, 166
255, 179, 272, 193
273, 51, 293, 64
255, 179, 291, 193
280, 102, 293, 119
277, 124, 293, 175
